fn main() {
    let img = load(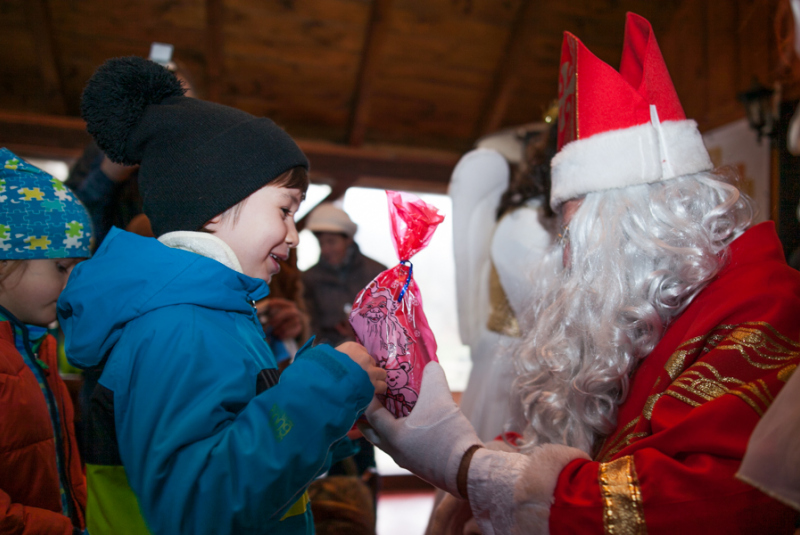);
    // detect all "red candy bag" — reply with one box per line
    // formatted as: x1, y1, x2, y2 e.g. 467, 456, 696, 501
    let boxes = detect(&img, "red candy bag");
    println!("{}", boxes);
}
349, 191, 445, 418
